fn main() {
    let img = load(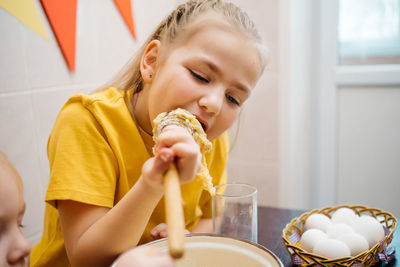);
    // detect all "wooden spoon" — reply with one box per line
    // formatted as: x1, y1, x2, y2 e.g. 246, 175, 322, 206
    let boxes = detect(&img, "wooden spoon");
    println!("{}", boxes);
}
164, 163, 185, 258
